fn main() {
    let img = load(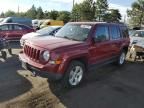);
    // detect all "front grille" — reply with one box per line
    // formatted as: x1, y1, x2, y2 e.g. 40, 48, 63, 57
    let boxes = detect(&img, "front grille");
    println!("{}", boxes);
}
24, 45, 40, 61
